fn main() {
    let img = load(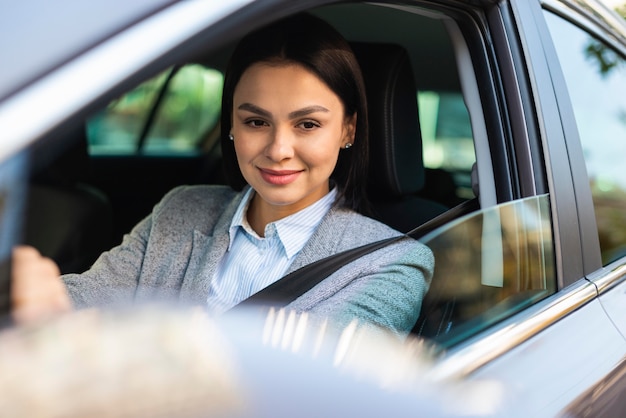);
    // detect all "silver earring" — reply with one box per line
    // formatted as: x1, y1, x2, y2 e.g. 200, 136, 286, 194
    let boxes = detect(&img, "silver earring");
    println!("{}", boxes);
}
228, 133, 234, 141
344, 143, 352, 149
